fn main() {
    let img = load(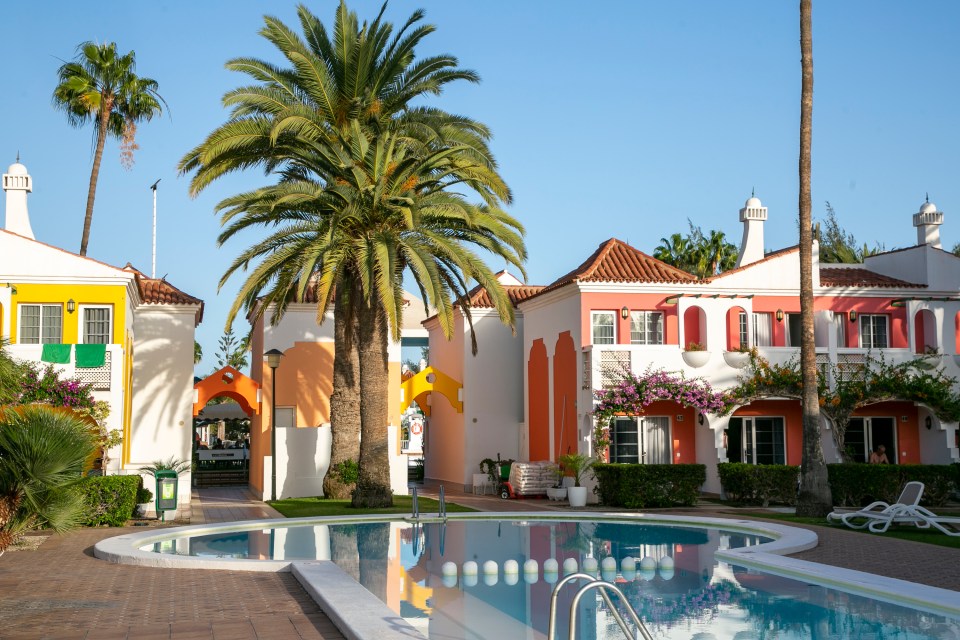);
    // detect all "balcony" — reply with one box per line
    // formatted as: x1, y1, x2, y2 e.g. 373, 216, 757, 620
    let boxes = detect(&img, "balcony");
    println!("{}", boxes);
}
5, 343, 123, 392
